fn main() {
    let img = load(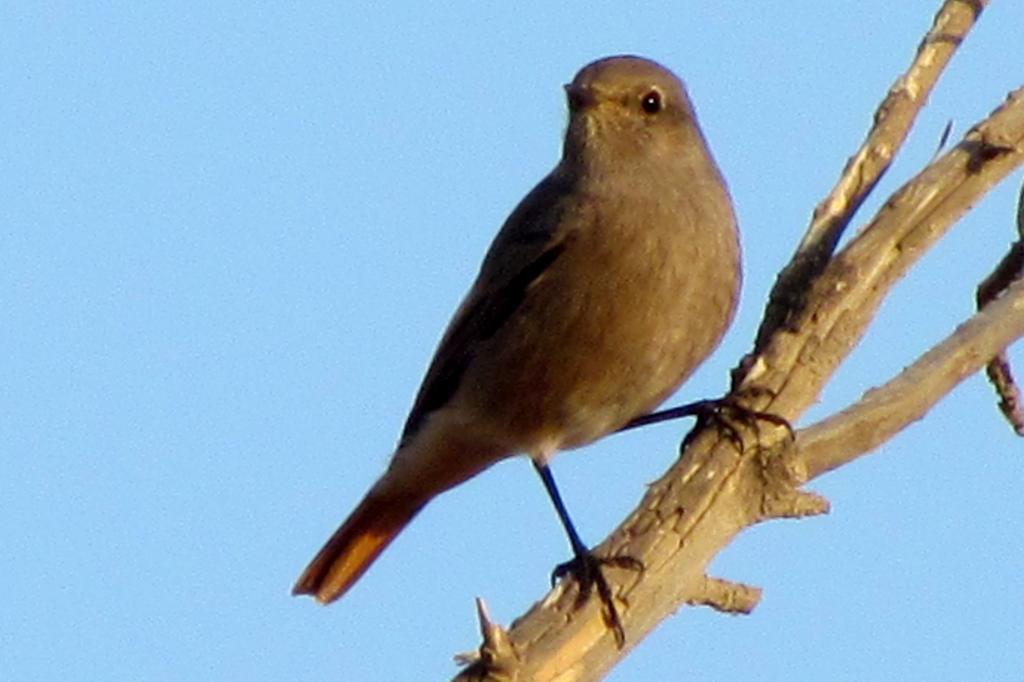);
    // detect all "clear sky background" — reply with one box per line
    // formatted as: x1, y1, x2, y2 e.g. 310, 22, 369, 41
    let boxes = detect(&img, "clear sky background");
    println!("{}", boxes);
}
3, 2, 1023, 681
